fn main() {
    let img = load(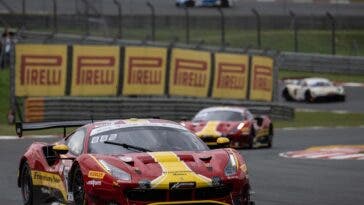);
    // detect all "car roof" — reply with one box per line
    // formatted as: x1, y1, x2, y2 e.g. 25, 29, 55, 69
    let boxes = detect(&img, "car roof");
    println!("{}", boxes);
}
303, 77, 331, 83
85, 118, 186, 136
198, 106, 248, 113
